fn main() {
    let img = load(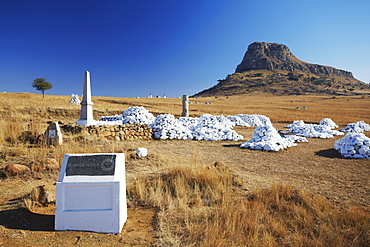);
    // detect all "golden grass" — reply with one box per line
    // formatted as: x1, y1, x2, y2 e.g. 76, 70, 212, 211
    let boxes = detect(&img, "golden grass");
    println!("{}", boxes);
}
1, 92, 369, 126
126, 166, 370, 247
1, 92, 370, 246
